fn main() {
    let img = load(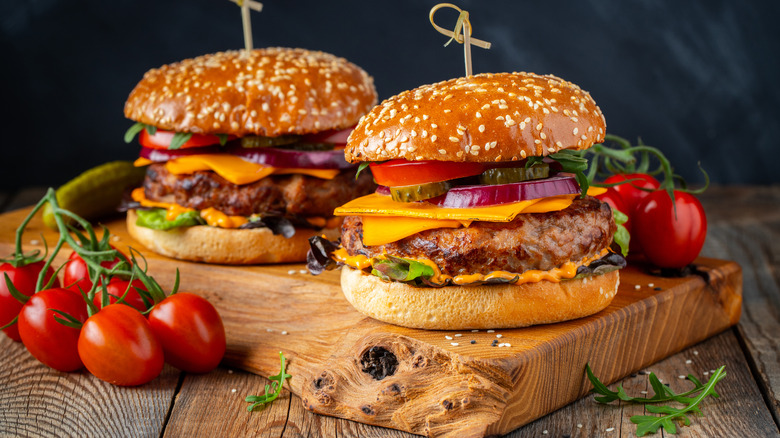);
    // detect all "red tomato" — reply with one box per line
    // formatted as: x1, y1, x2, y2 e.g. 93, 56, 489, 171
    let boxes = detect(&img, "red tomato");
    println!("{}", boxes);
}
78, 304, 164, 386
139, 129, 235, 150
301, 126, 354, 145
148, 293, 225, 373
596, 187, 633, 236
603, 173, 661, 215
0, 261, 59, 342
17, 288, 88, 371
63, 250, 125, 294
369, 160, 485, 186
93, 278, 149, 313
633, 191, 708, 268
